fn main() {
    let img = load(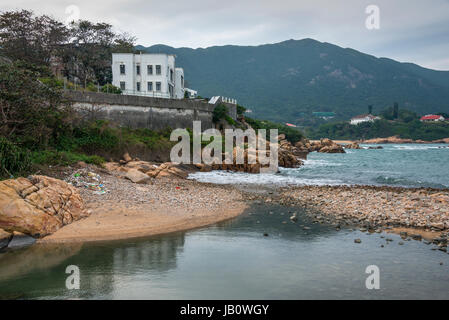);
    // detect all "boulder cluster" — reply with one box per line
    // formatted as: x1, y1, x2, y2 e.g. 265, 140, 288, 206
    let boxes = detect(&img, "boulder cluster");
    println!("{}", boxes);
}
0, 175, 89, 243
295, 138, 346, 153
344, 142, 363, 149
